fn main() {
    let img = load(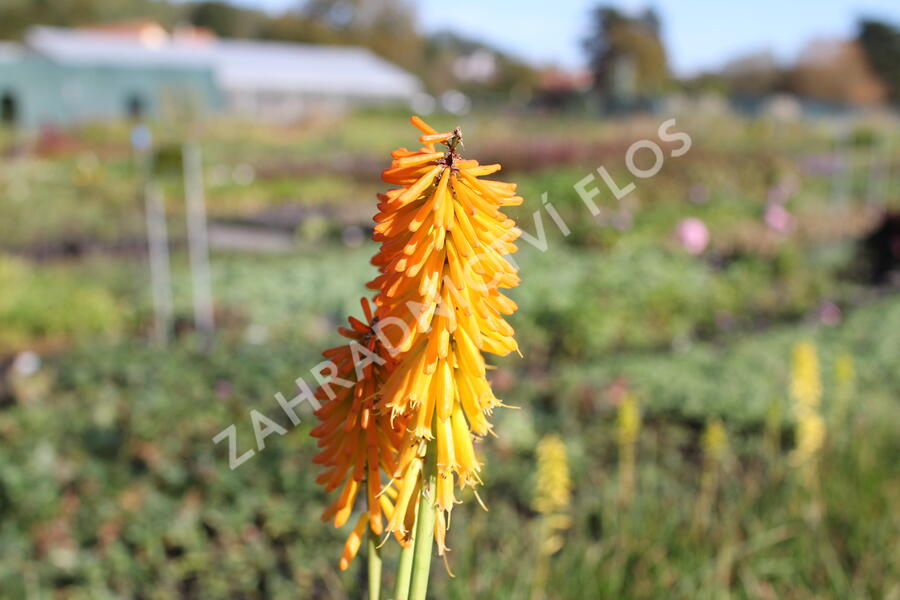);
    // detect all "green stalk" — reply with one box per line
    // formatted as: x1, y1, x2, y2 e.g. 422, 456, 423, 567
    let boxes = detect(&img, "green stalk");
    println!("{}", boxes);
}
408, 475, 437, 600
393, 518, 416, 600
367, 528, 382, 600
